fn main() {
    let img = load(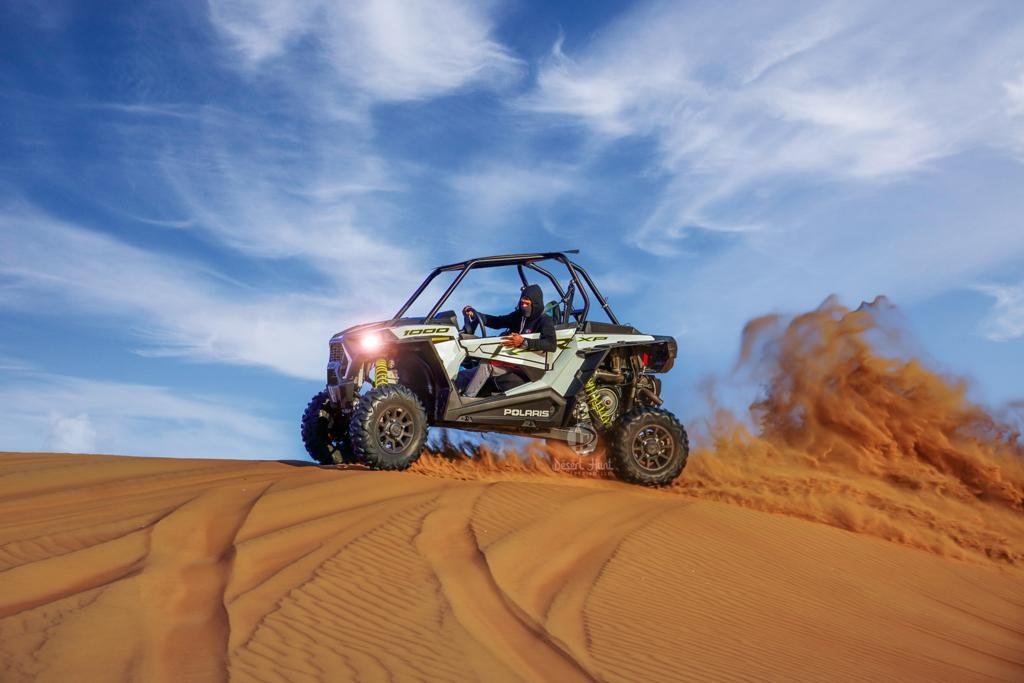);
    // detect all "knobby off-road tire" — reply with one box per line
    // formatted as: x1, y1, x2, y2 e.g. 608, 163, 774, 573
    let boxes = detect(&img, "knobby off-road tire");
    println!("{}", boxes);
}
608, 406, 689, 486
349, 384, 428, 470
301, 390, 357, 465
